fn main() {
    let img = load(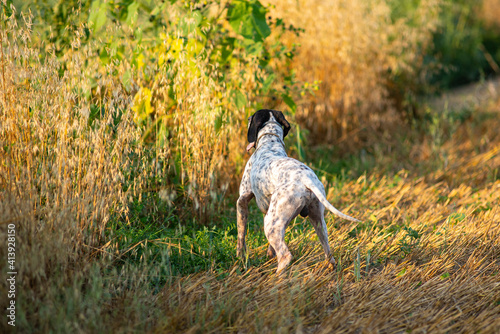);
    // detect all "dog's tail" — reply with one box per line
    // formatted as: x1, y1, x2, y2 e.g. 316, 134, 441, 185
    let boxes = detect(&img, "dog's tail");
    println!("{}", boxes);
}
305, 181, 361, 223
